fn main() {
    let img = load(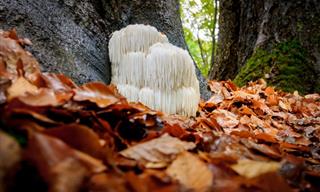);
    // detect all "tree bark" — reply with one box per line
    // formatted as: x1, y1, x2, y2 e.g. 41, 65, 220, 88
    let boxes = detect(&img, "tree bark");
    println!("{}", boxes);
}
0, 0, 211, 99
0, 0, 111, 84
209, 0, 320, 93
208, 0, 241, 80
209, 0, 218, 74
